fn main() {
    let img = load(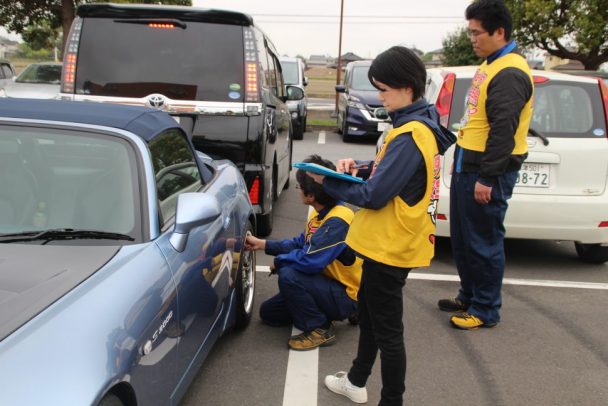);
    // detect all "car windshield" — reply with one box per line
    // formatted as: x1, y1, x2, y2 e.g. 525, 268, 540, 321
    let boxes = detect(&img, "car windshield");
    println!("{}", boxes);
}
75, 19, 245, 102
281, 61, 299, 85
16, 64, 62, 84
351, 66, 376, 91
0, 125, 141, 240
450, 78, 606, 138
